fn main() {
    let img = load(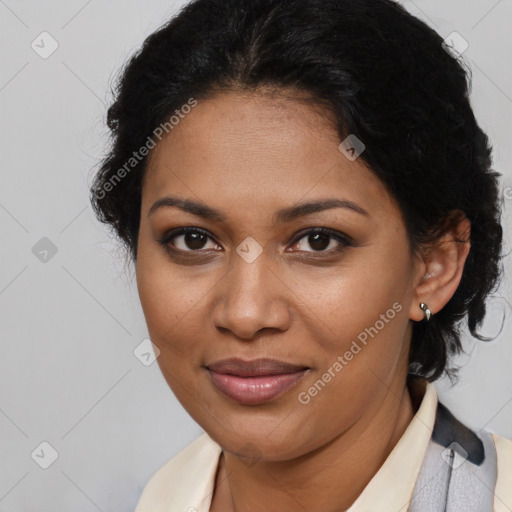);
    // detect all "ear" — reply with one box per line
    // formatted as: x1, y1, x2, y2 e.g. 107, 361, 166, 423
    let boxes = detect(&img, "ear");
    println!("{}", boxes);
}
409, 212, 471, 322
